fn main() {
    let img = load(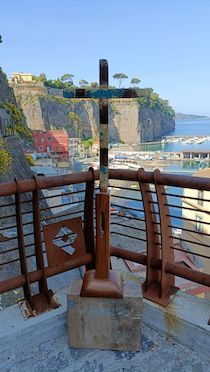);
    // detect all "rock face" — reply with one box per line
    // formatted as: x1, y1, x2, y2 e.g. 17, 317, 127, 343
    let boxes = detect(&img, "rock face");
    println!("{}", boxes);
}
139, 105, 175, 142
0, 70, 35, 217
11, 84, 175, 143
0, 70, 14, 135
